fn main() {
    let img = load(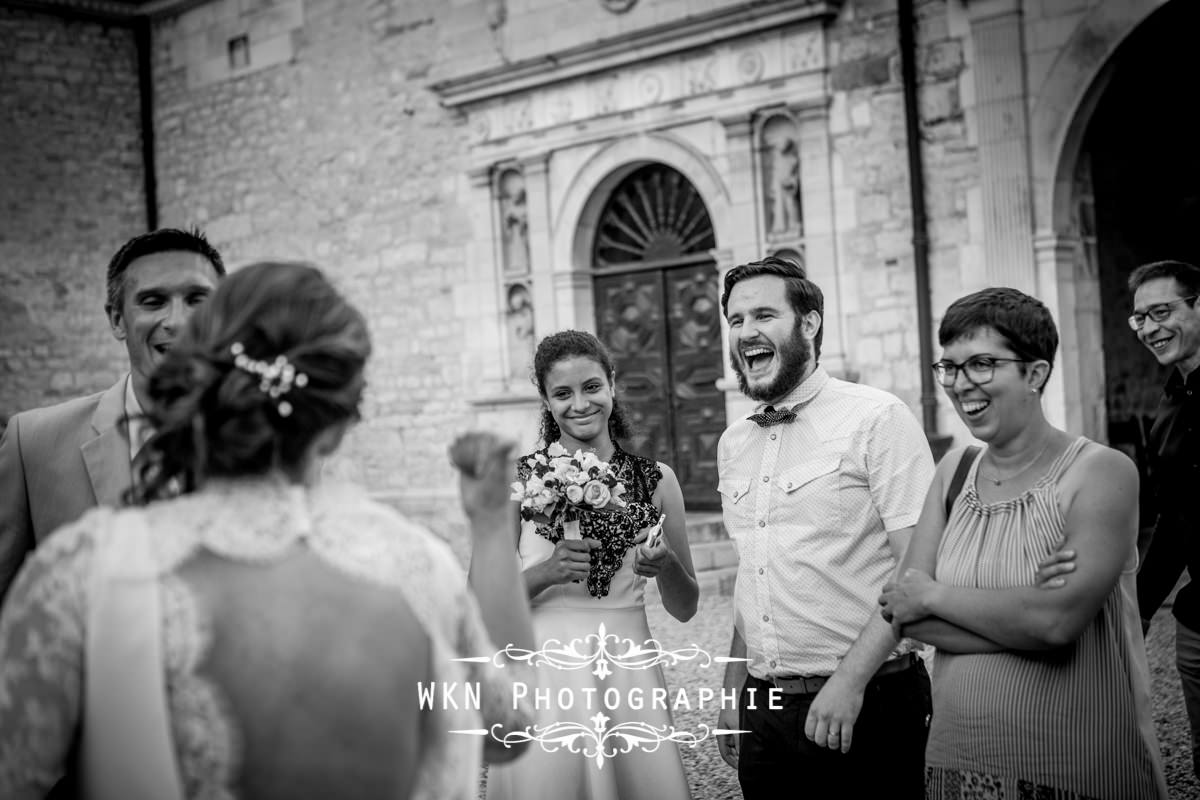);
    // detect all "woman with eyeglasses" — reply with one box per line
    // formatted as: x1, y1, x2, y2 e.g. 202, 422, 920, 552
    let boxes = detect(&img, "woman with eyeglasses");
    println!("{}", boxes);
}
878, 287, 1166, 799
